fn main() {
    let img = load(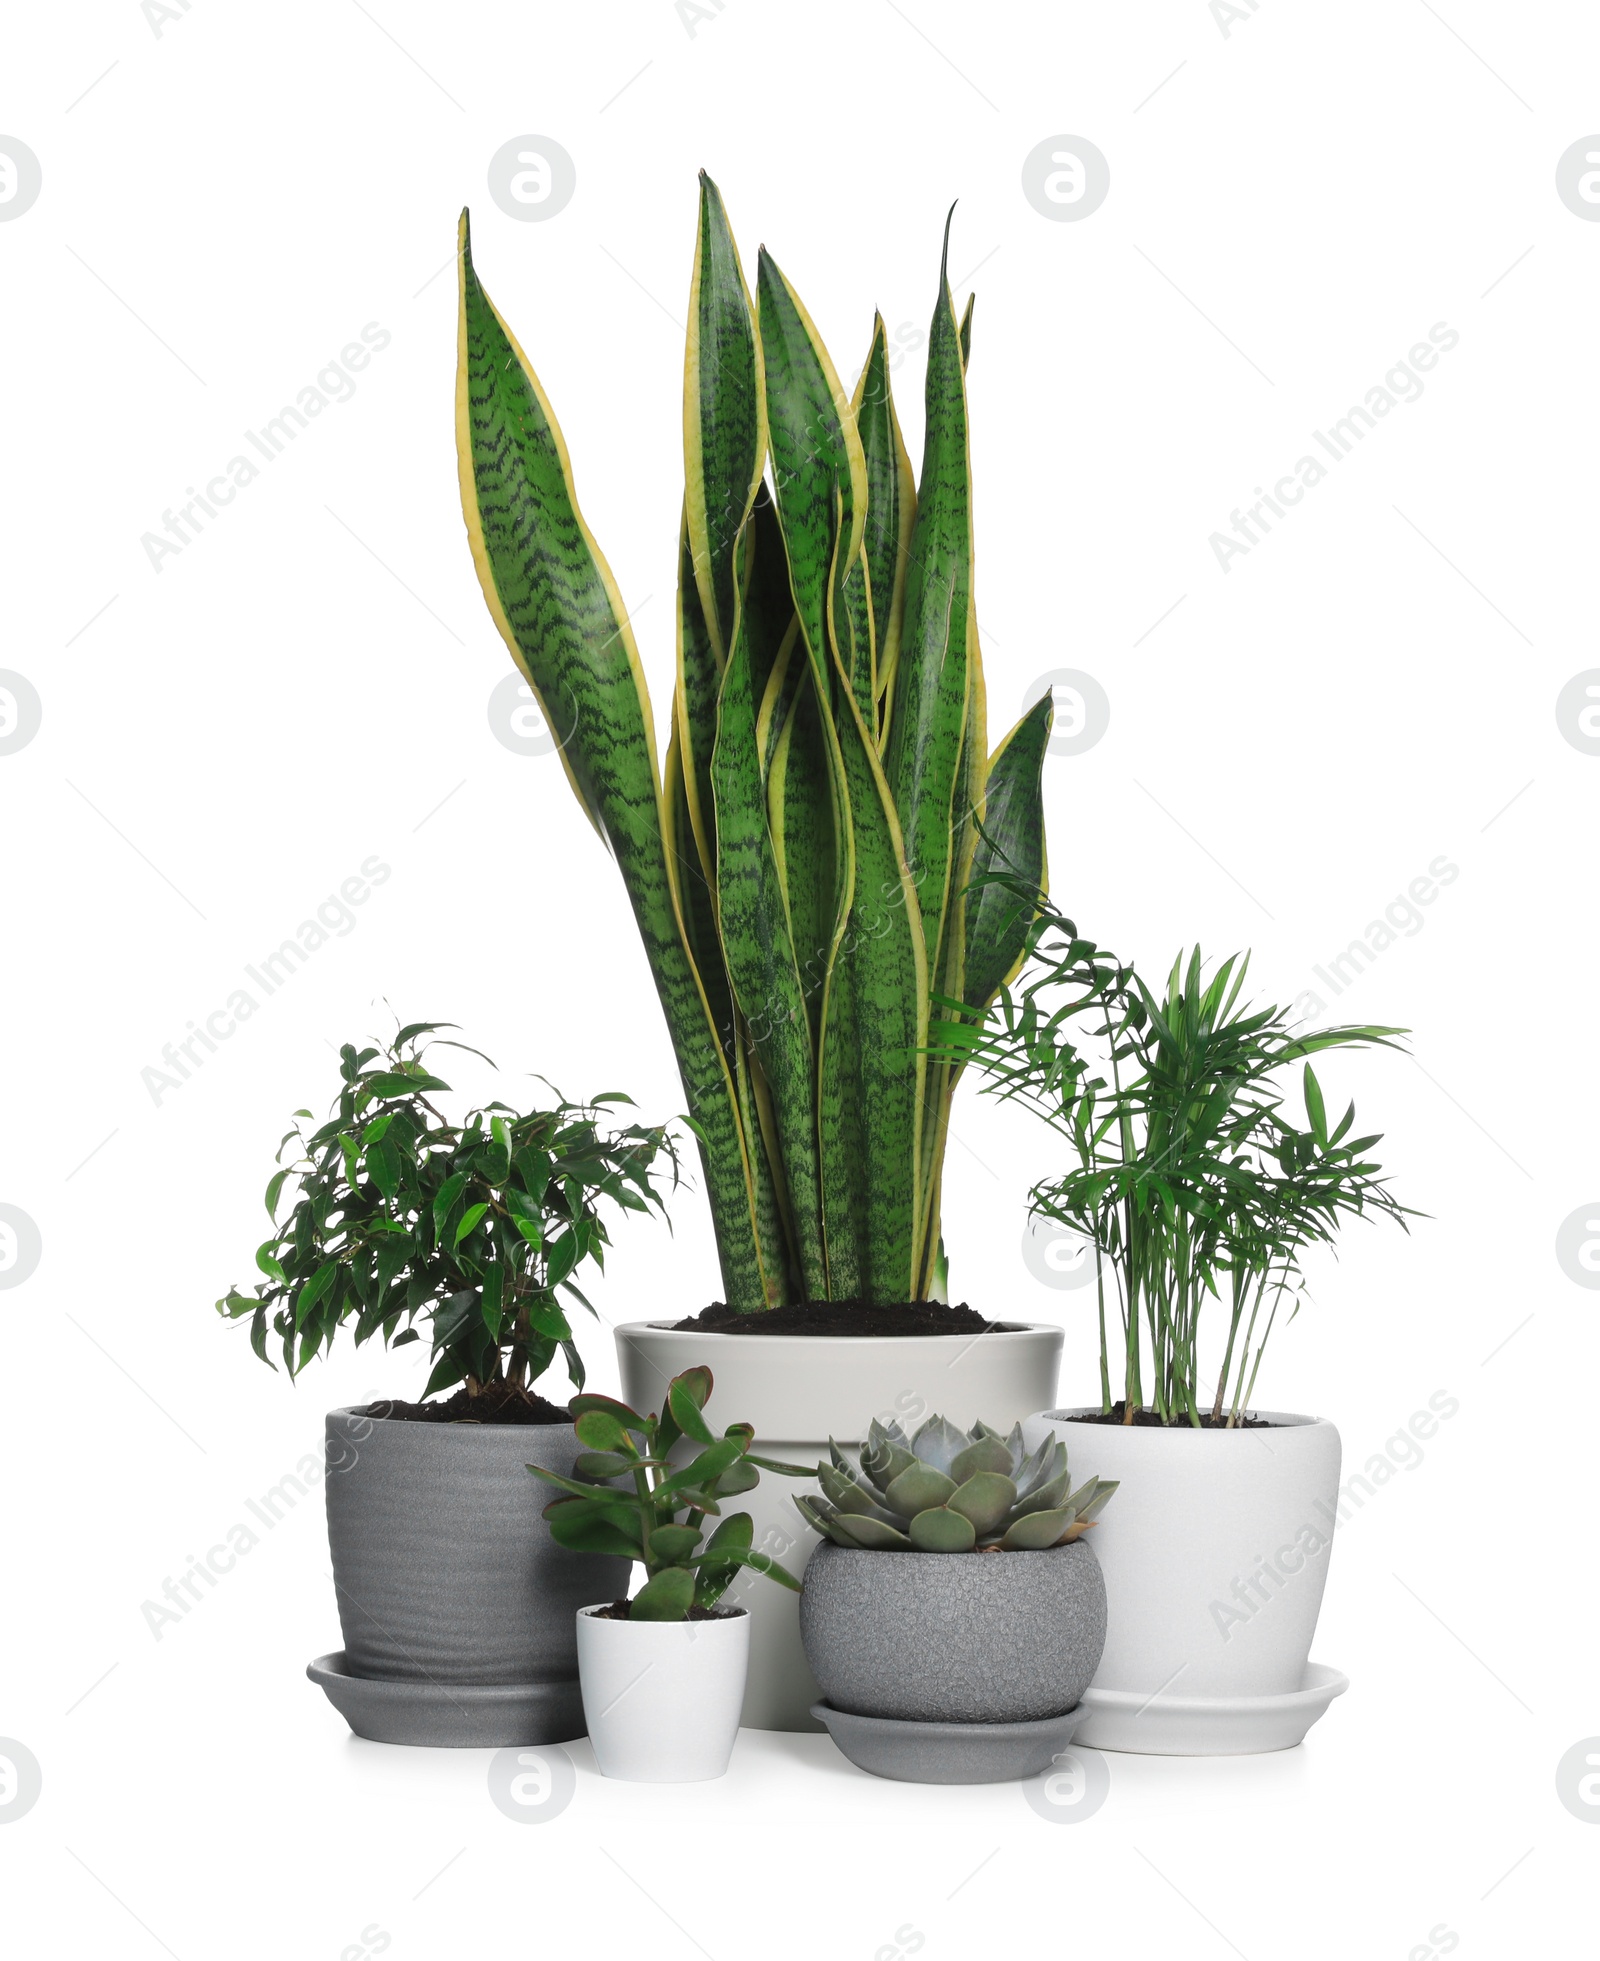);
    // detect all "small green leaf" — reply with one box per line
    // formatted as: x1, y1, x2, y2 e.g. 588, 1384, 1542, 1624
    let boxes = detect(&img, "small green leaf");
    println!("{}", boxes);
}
454, 1202, 489, 1244
668, 1372, 717, 1445
574, 1407, 630, 1453
908, 1506, 977, 1552
629, 1566, 695, 1620
648, 1524, 702, 1562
